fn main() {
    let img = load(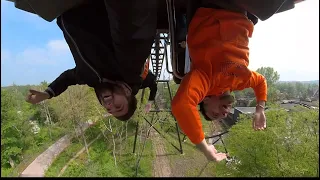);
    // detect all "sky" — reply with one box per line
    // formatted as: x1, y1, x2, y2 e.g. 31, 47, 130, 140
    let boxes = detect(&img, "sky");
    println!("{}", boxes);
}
1, 0, 319, 87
